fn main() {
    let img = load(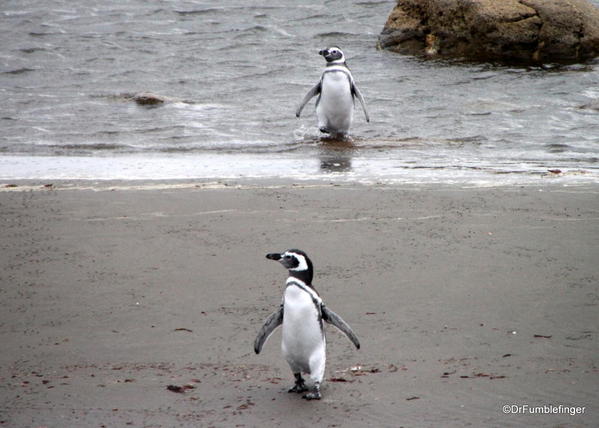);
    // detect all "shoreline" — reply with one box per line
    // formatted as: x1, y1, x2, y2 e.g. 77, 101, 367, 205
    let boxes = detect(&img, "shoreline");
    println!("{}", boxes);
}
1, 181, 597, 427
1, 153, 598, 187
2, 176, 599, 193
